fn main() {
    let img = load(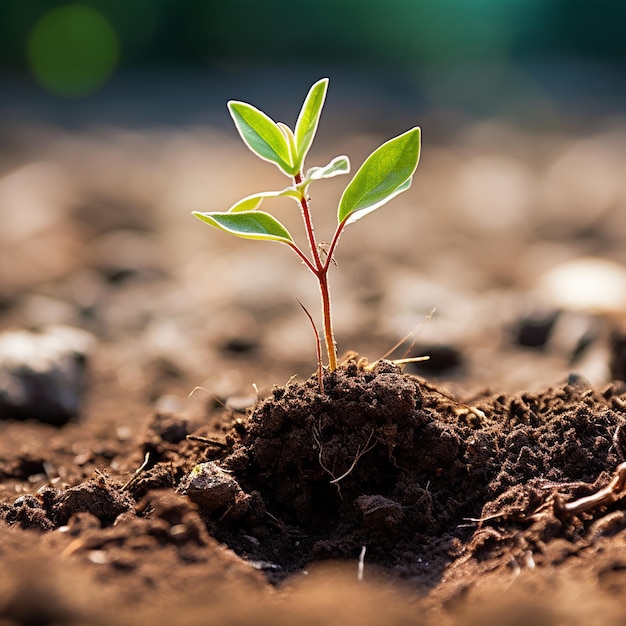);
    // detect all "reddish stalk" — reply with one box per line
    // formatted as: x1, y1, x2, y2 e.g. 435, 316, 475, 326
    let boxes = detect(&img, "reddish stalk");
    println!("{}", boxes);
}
293, 173, 339, 371
324, 217, 349, 274
317, 271, 337, 370
294, 173, 323, 269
